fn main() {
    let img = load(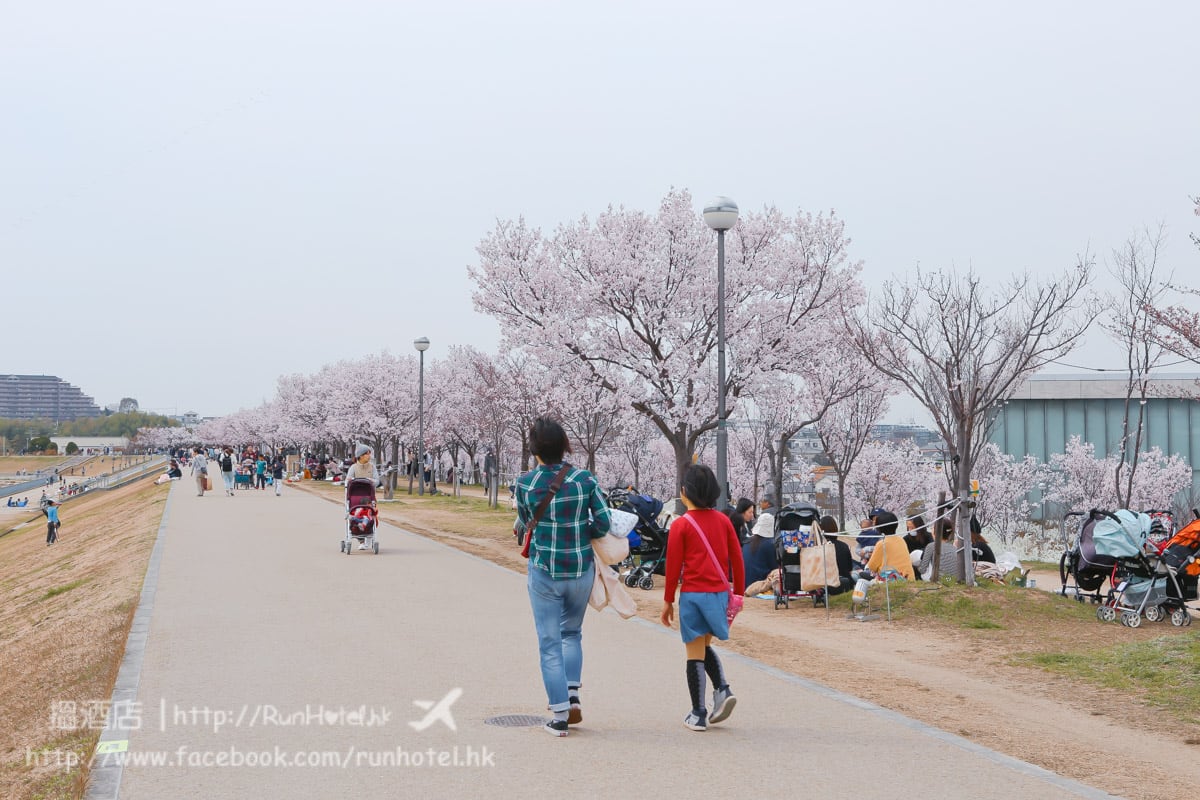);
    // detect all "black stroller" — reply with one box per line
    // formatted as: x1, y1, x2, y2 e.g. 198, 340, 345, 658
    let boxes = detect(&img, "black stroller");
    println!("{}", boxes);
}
1059, 510, 1117, 603
774, 502, 822, 609
607, 488, 668, 591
